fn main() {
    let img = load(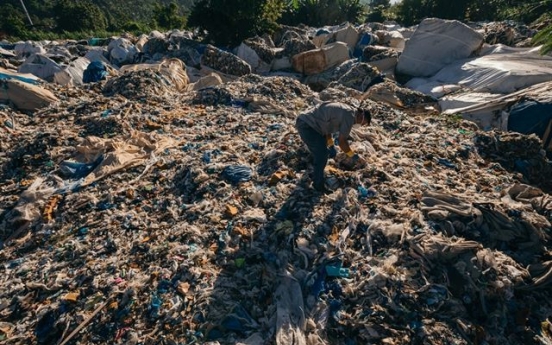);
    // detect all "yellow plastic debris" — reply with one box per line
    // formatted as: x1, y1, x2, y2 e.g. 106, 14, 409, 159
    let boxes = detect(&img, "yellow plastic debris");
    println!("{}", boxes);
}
225, 205, 239, 217
269, 170, 288, 185
63, 292, 80, 302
